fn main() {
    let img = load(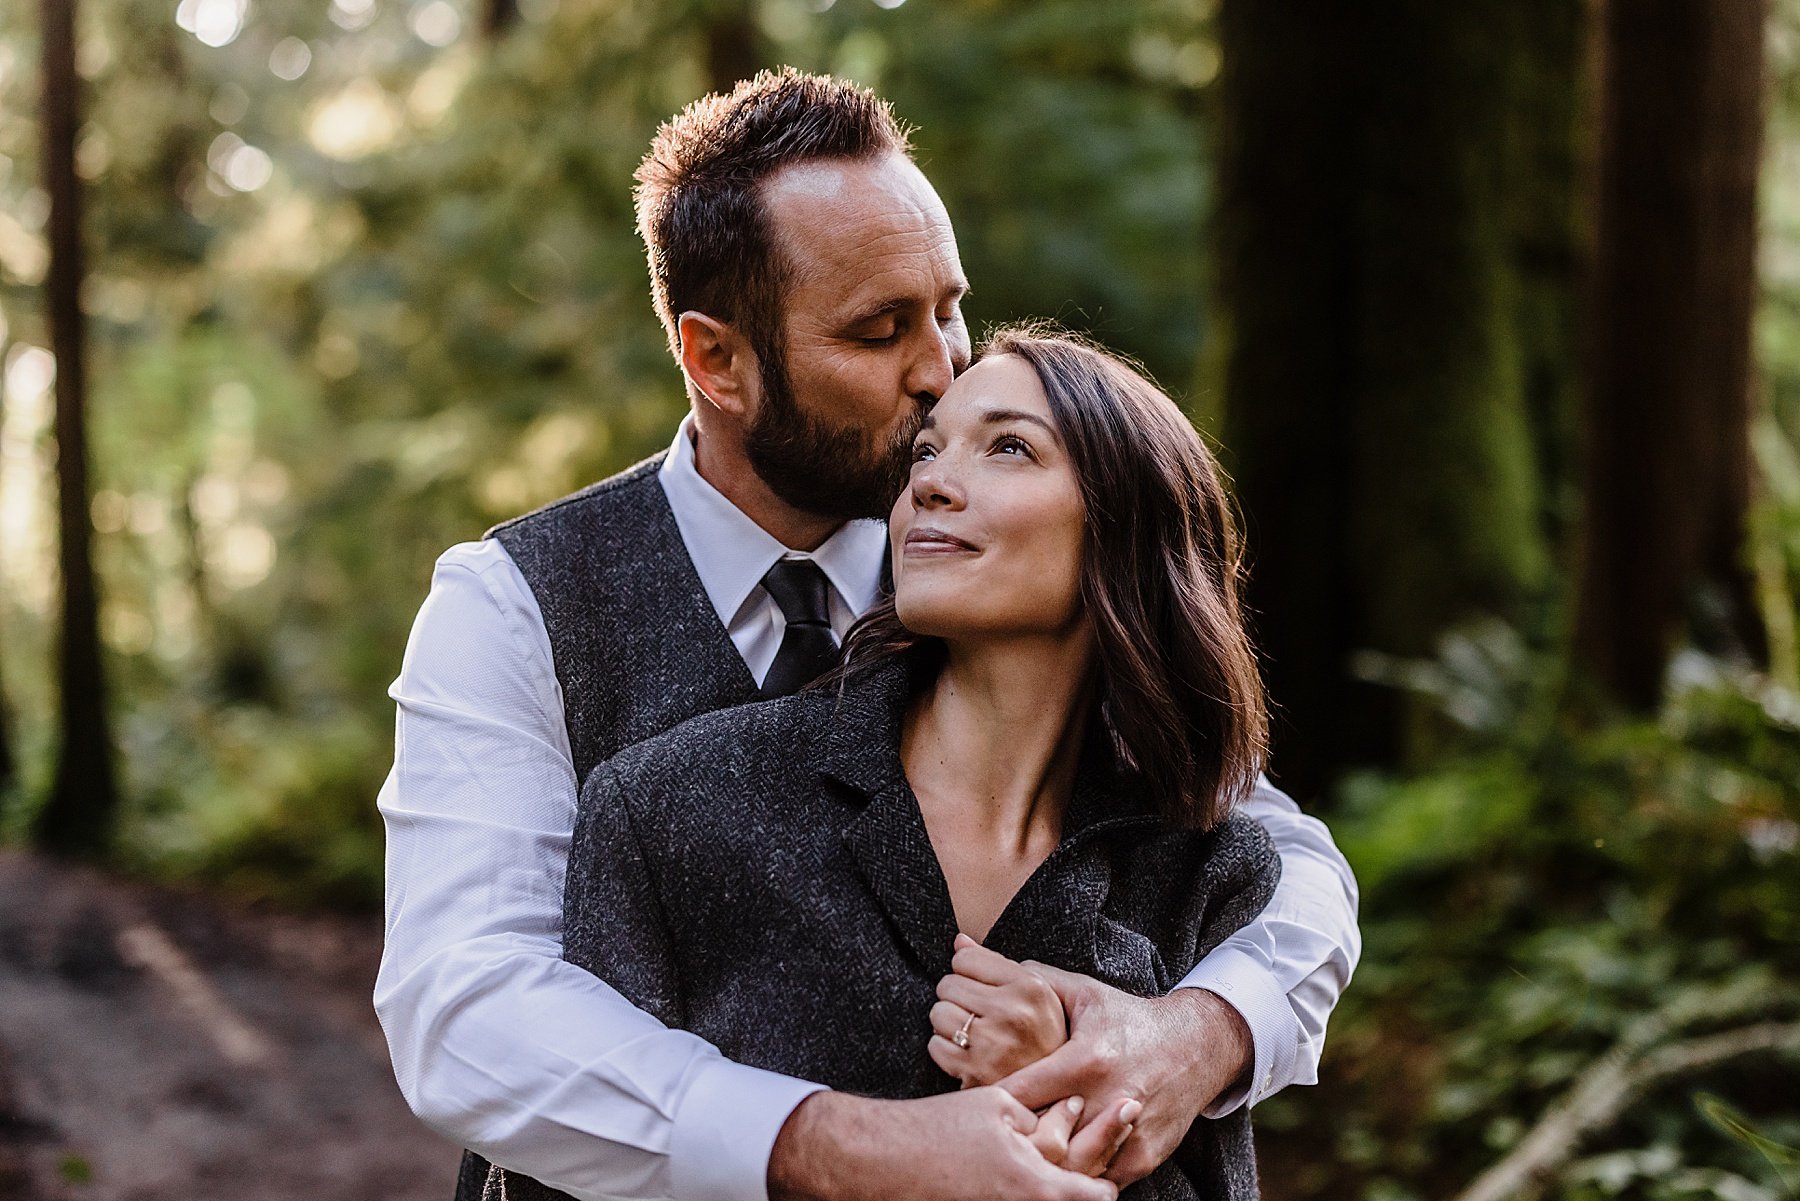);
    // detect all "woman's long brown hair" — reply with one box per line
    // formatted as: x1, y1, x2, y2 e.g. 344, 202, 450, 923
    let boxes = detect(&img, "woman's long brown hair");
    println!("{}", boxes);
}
834, 324, 1269, 830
